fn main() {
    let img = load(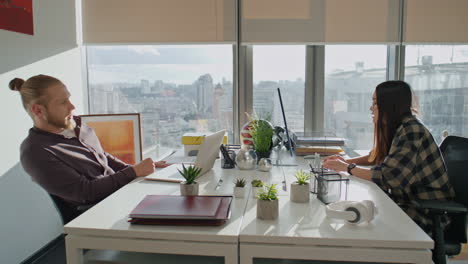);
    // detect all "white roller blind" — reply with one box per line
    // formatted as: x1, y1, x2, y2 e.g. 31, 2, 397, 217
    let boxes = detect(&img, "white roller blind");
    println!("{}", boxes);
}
82, 0, 235, 44
404, 0, 468, 43
324, 0, 400, 43
241, 0, 400, 44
